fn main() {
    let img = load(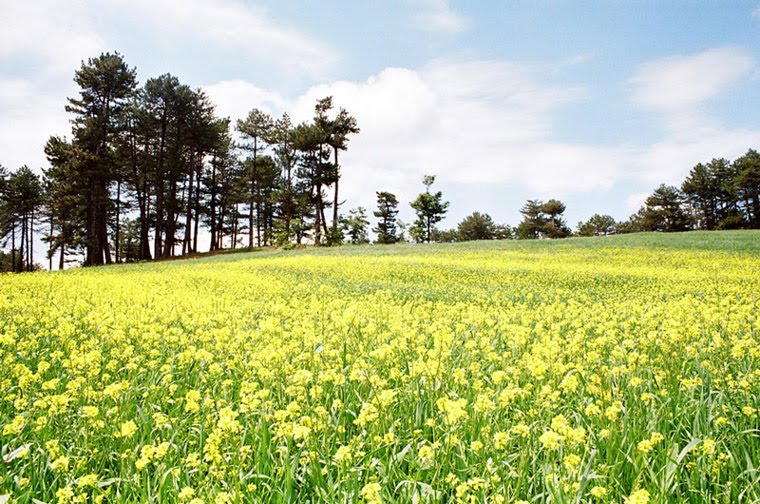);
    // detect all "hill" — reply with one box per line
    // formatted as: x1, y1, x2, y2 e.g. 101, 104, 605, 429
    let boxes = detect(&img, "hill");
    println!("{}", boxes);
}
1, 231, 759, 502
